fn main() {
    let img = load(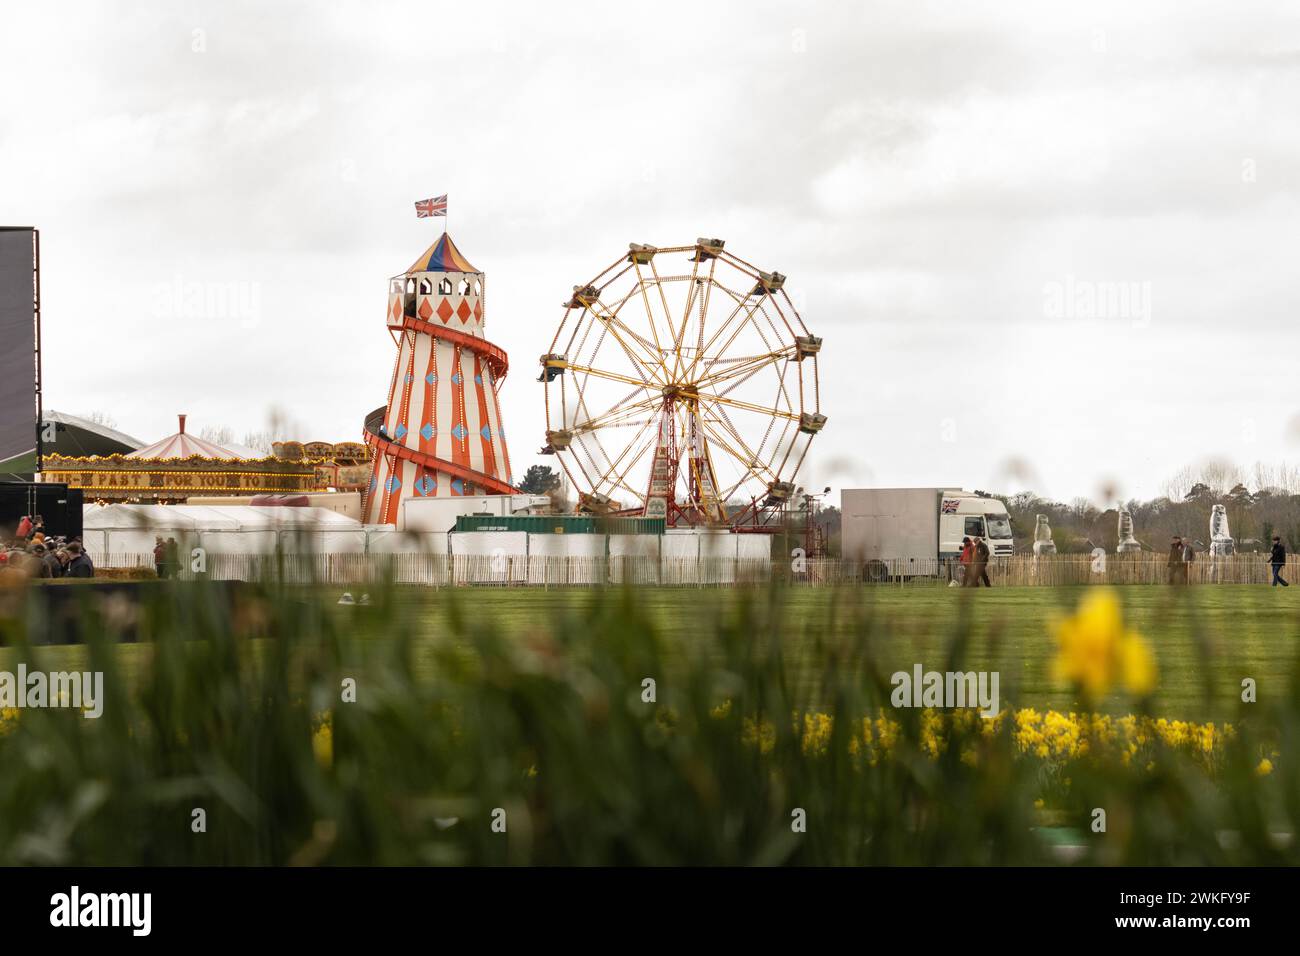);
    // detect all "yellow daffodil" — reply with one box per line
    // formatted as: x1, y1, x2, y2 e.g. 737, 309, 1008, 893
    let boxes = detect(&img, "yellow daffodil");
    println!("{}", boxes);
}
1052, 589, 1157, 698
